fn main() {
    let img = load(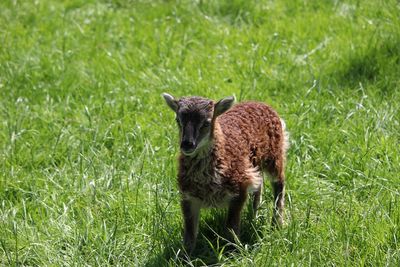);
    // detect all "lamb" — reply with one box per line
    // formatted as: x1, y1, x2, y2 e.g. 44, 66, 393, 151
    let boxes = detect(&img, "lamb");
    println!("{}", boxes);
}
162, 93, 289, 253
